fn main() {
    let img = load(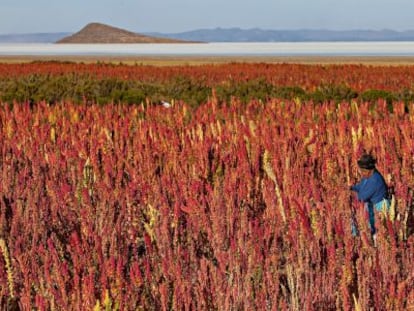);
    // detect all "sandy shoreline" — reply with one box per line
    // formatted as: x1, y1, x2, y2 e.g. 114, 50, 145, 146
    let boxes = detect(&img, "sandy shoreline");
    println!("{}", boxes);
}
1, 55, 414, 65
